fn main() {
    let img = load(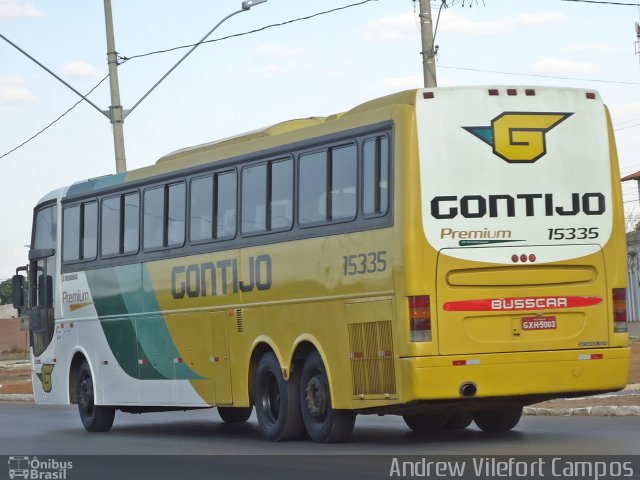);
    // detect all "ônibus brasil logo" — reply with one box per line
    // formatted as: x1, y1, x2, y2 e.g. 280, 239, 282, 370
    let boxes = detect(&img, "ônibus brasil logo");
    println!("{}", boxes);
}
8, 456, 73, 480
463, 112, 573, 163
